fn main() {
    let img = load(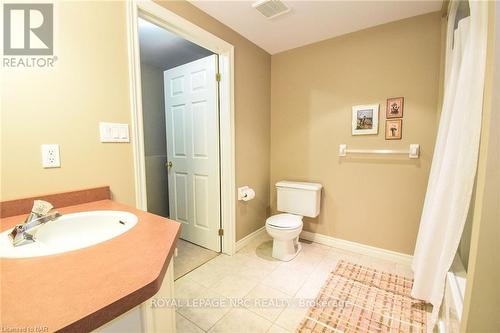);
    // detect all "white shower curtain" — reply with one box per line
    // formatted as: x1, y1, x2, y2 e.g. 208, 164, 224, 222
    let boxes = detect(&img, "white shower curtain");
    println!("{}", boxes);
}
411, 0, 488, 329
